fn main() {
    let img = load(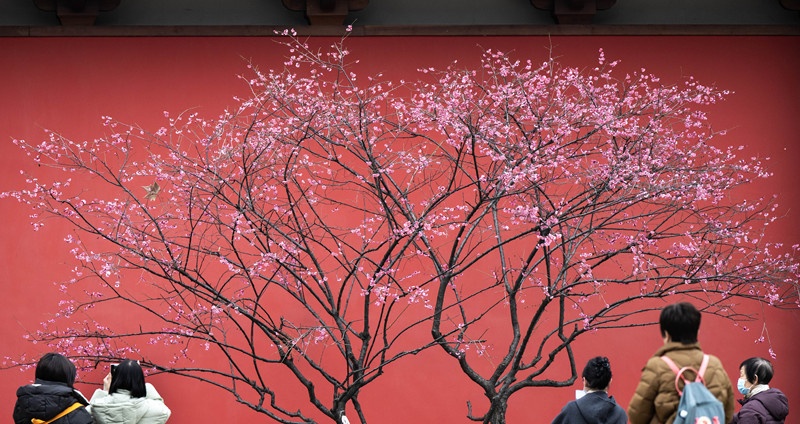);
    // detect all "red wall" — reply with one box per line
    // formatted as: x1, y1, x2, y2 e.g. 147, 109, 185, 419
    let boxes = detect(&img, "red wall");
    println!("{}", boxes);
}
1, 36, 798, 423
